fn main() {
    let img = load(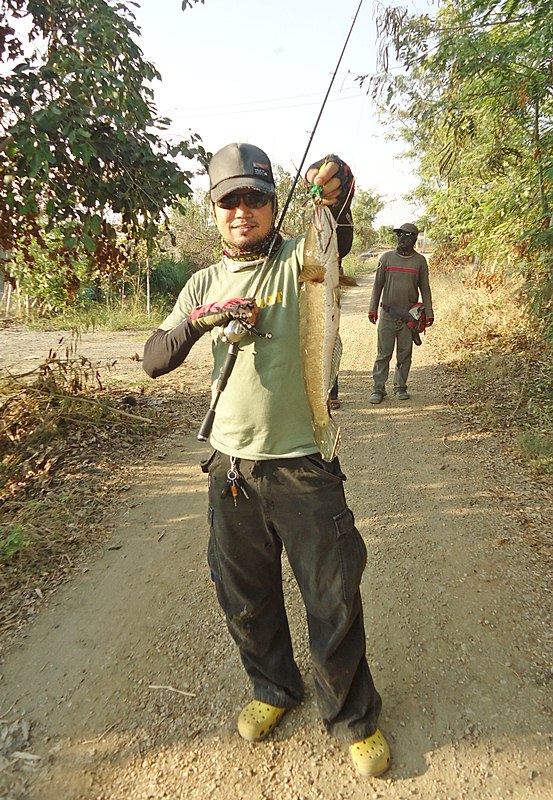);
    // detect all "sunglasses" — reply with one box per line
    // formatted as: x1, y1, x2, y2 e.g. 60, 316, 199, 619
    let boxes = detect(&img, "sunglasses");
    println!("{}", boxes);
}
397, 231, 416, 238
216, 191, 272, 210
